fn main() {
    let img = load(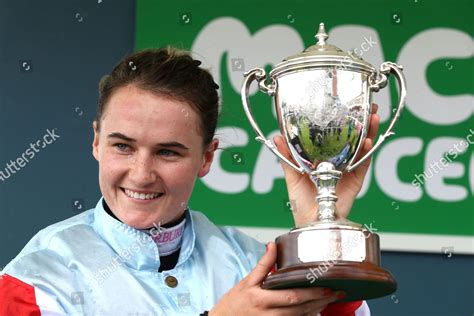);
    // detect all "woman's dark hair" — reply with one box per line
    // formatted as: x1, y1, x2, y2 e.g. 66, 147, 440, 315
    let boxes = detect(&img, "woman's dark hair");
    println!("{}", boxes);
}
96, 47, 219, 146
